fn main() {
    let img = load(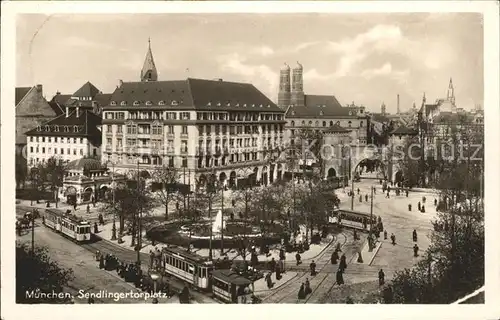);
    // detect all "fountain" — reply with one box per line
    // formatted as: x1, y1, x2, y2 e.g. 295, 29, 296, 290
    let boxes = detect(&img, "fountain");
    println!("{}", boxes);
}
212, 210, 226, 234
